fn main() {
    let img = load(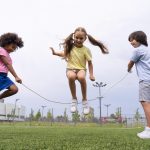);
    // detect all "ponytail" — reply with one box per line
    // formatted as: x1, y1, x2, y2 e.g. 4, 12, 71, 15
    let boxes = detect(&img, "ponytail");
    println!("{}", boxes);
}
60, 27, 108, 59
60, 33, 74, 58
87, 34, 108, 54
